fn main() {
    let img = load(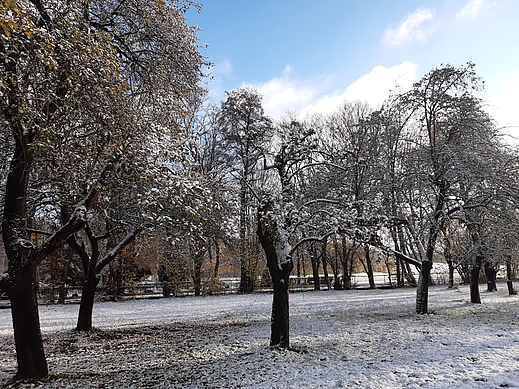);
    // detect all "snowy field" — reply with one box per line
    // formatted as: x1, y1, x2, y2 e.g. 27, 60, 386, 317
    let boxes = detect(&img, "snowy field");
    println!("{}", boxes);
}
1, 284, 519, 388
